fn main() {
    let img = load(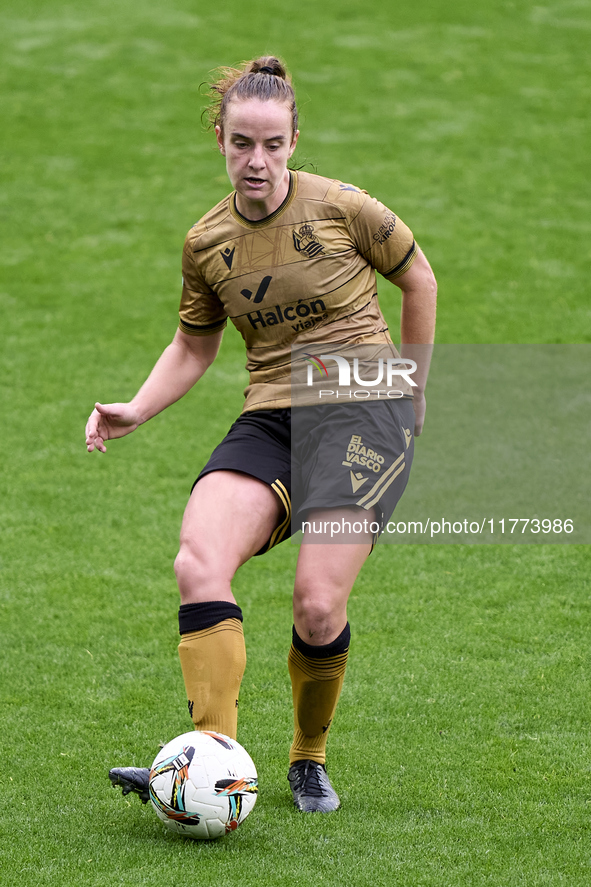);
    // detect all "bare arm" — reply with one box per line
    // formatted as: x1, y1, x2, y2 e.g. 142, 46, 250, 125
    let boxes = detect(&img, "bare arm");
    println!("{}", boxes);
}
85, 329, 223, 452
391, 246, 437, 435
